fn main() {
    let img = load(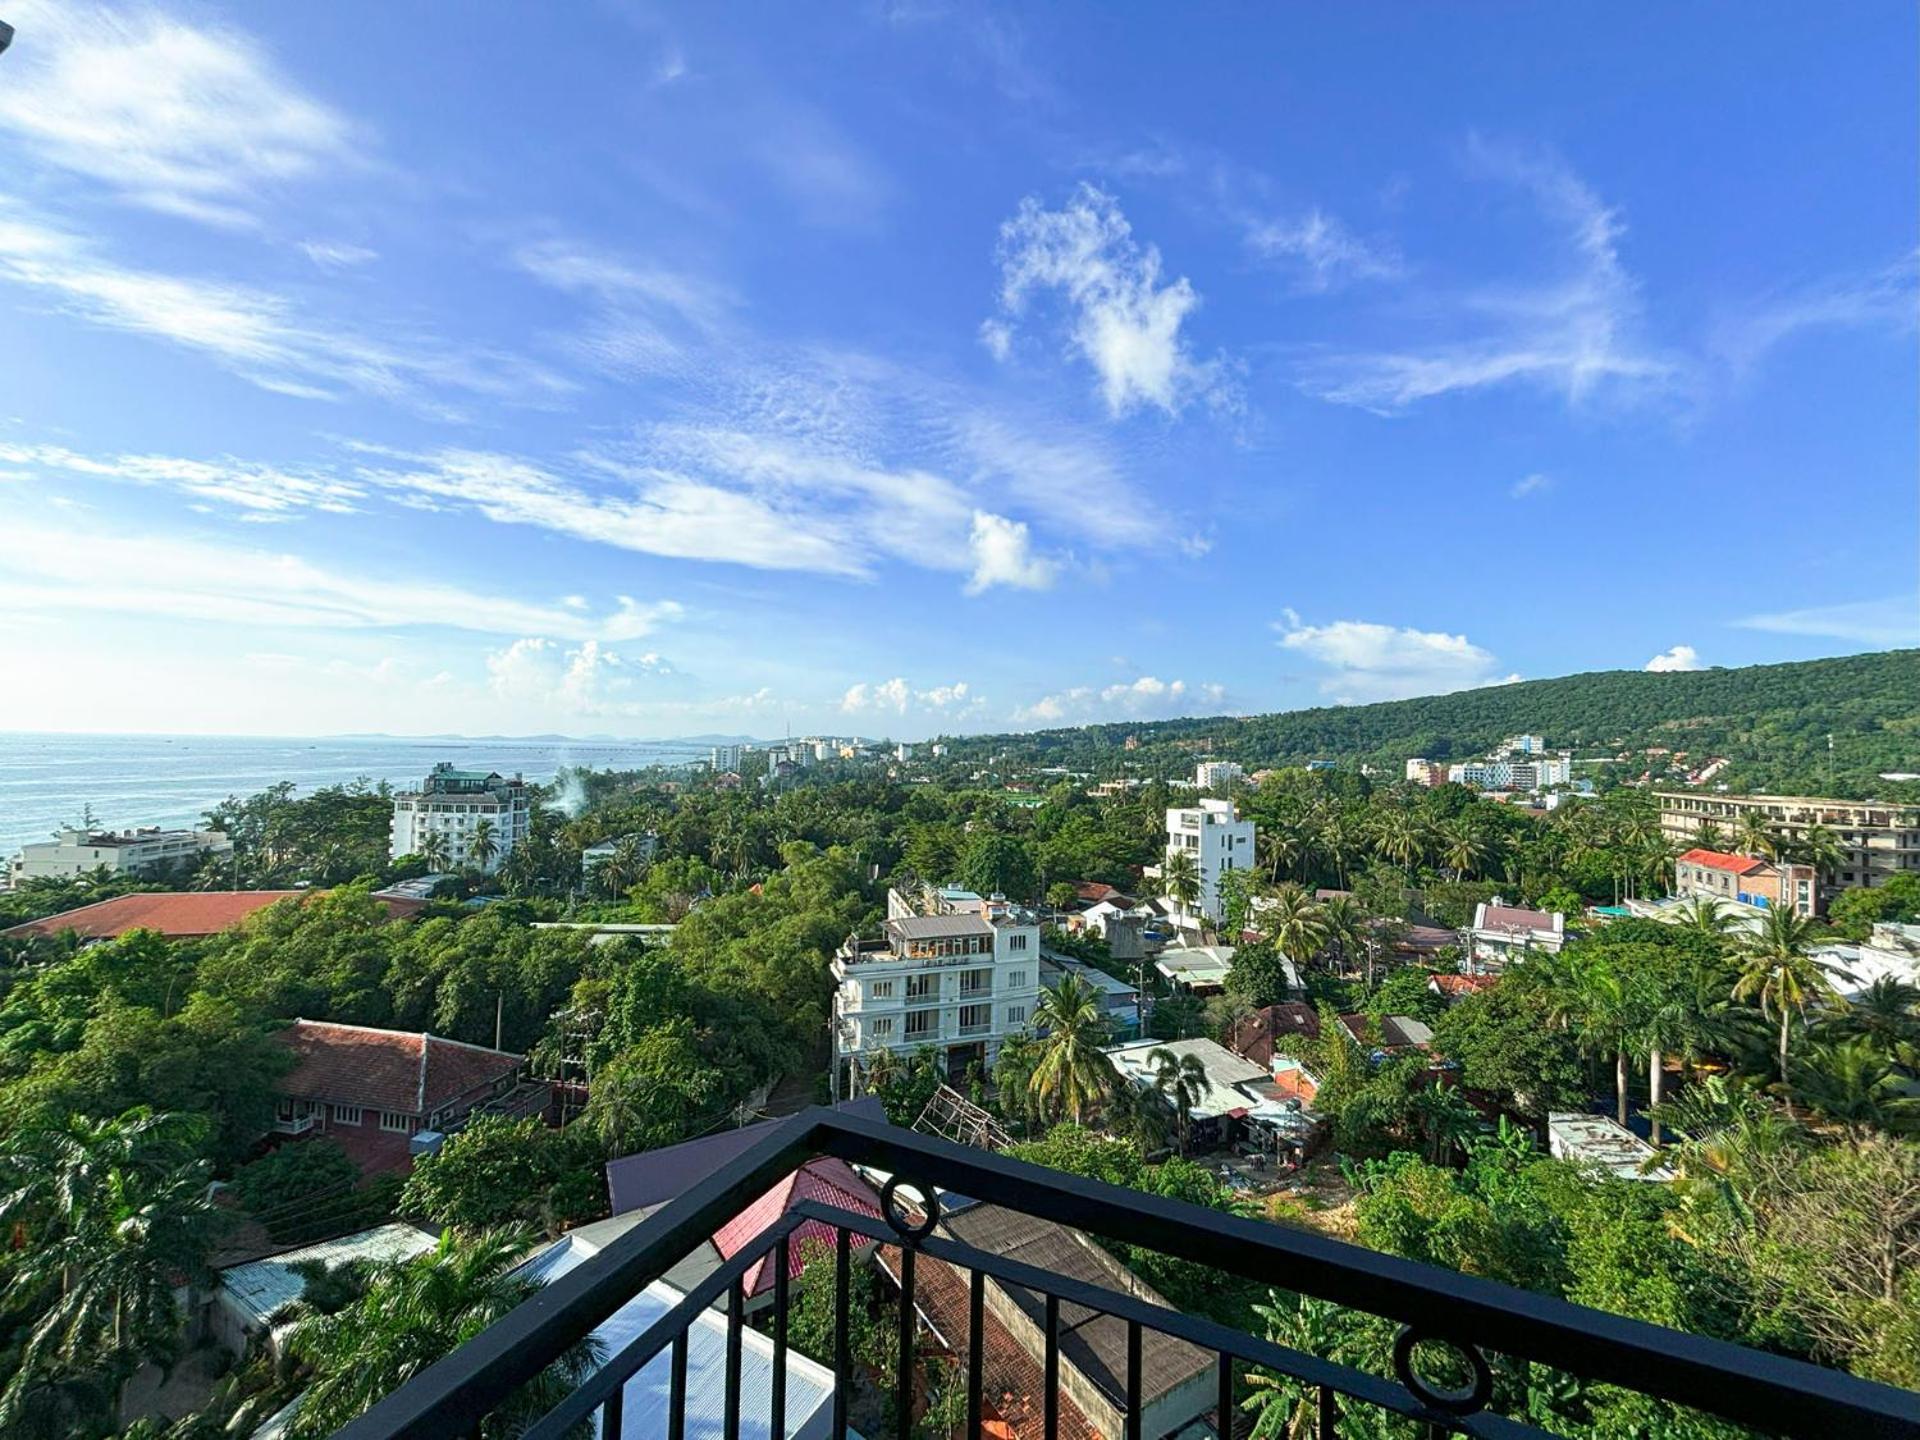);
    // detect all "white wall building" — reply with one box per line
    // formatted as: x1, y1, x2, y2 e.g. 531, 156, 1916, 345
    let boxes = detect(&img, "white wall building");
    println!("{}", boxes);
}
1194, 760, 1244, 790
389, 764, 530, 874
709, 744, 744, 772
1164, 798, 1255, 923
832, 886, 1041, 1086
1503, 734, 1548, 755
8, 825, 232, 885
